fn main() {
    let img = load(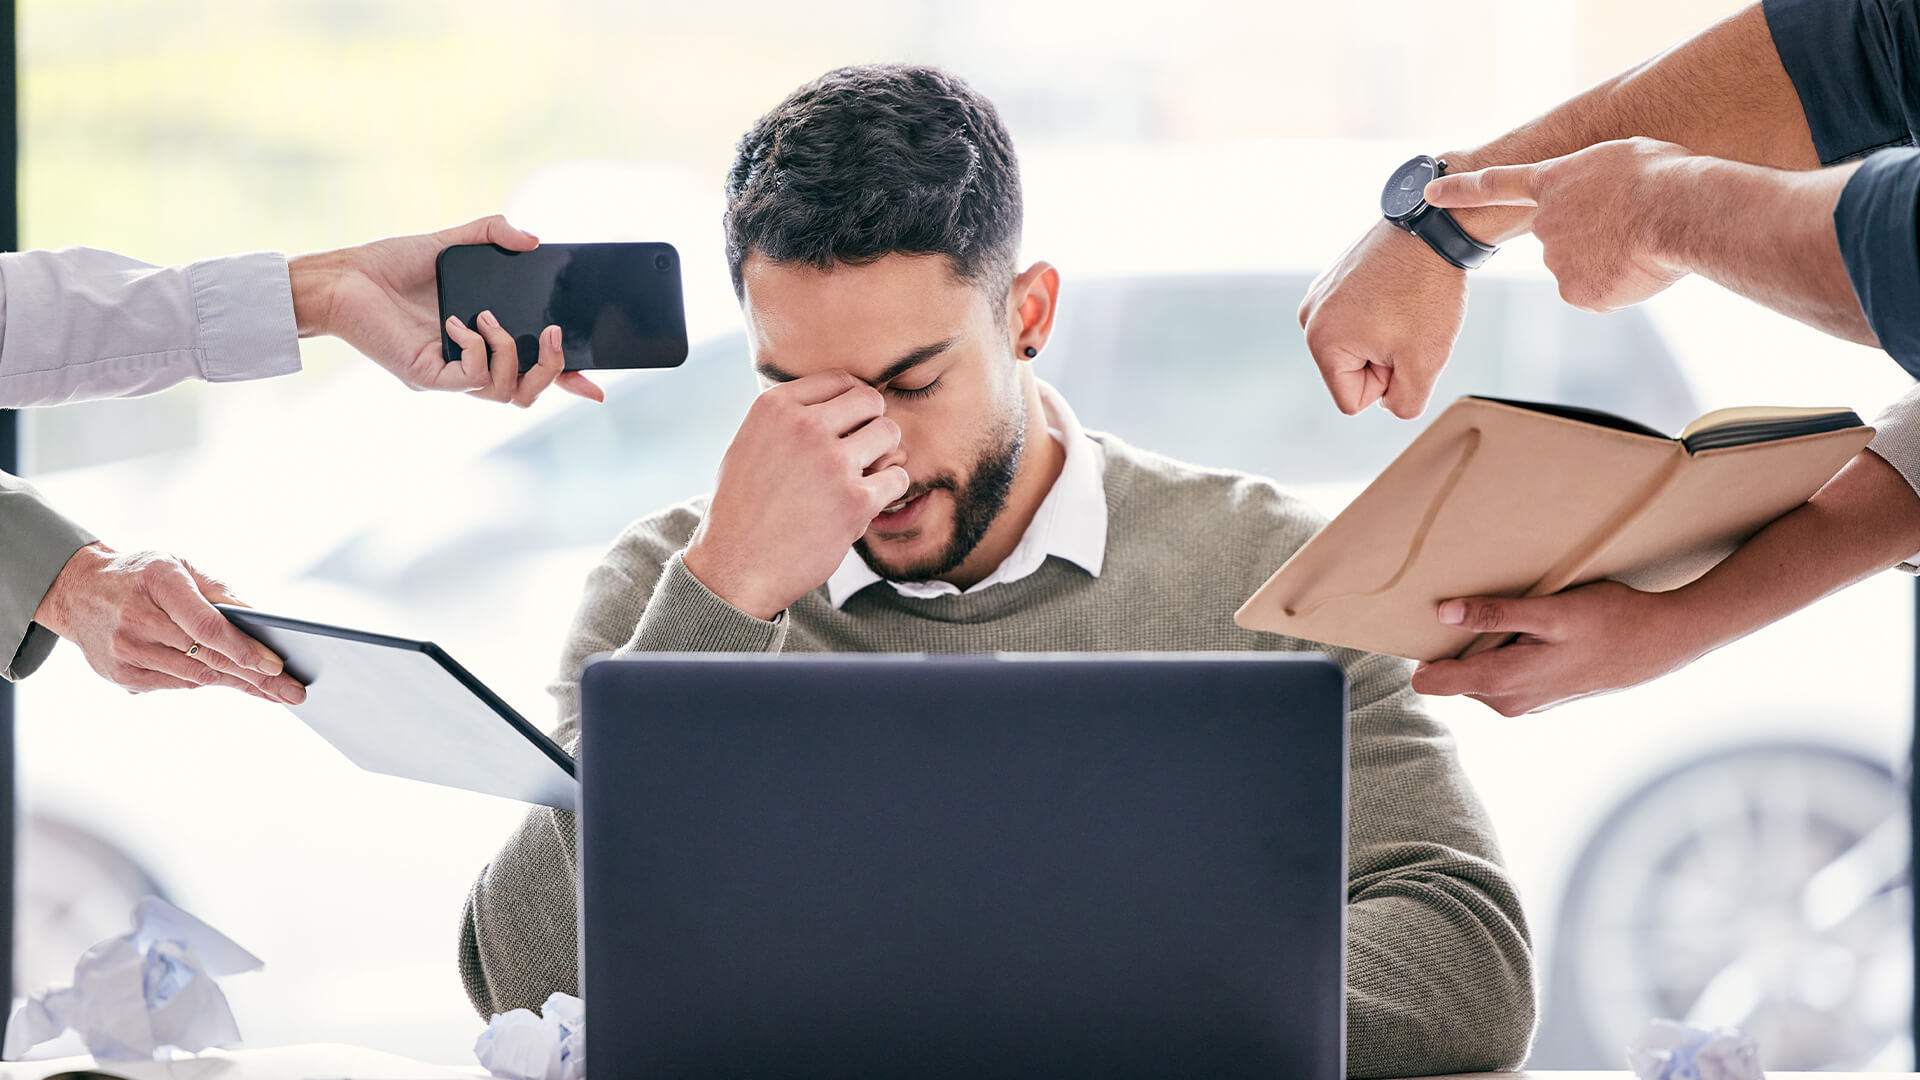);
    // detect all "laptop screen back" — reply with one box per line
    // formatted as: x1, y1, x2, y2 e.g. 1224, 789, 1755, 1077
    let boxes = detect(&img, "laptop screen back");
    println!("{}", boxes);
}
579, 653, 1347, 1079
